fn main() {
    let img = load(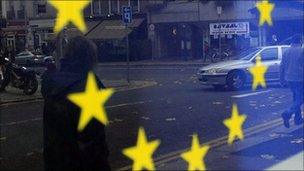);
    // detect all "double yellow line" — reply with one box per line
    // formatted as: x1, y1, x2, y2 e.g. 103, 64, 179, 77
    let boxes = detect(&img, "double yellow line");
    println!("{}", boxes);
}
118, 118, 283, 170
